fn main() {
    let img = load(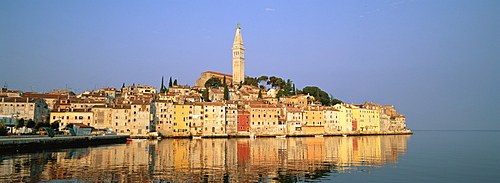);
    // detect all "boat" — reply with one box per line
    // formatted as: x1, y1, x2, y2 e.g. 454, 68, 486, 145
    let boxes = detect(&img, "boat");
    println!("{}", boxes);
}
314, 135, 324, 137
192, 136, 202, 139
249, 134, 256, 139
276, 135, 286, 138
342, 134, 347, 137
